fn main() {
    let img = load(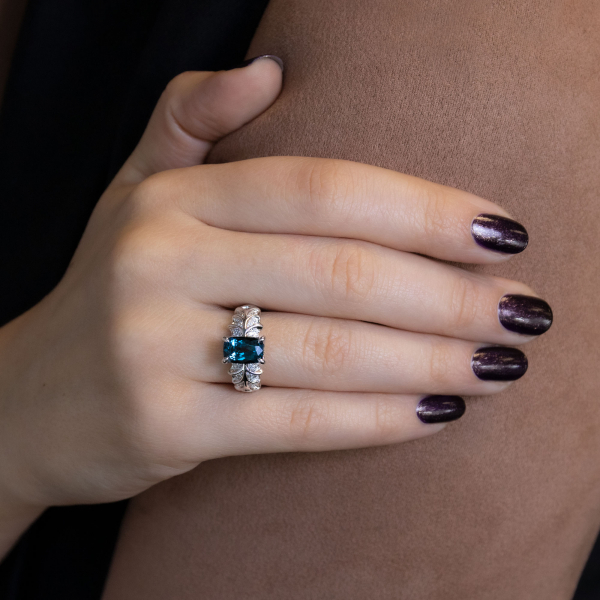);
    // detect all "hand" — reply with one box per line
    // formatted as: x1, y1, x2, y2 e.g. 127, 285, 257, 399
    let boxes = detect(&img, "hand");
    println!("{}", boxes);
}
0, 56, 552, 547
